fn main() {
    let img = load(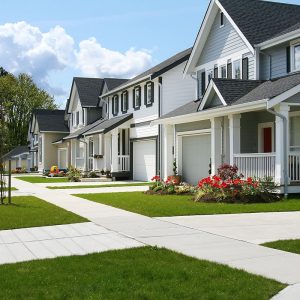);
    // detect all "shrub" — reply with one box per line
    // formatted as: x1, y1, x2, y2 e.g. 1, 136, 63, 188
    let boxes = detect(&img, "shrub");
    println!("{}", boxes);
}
66, 166, 82, 182
217, 164, 241, 180
88, 171, 99, 178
